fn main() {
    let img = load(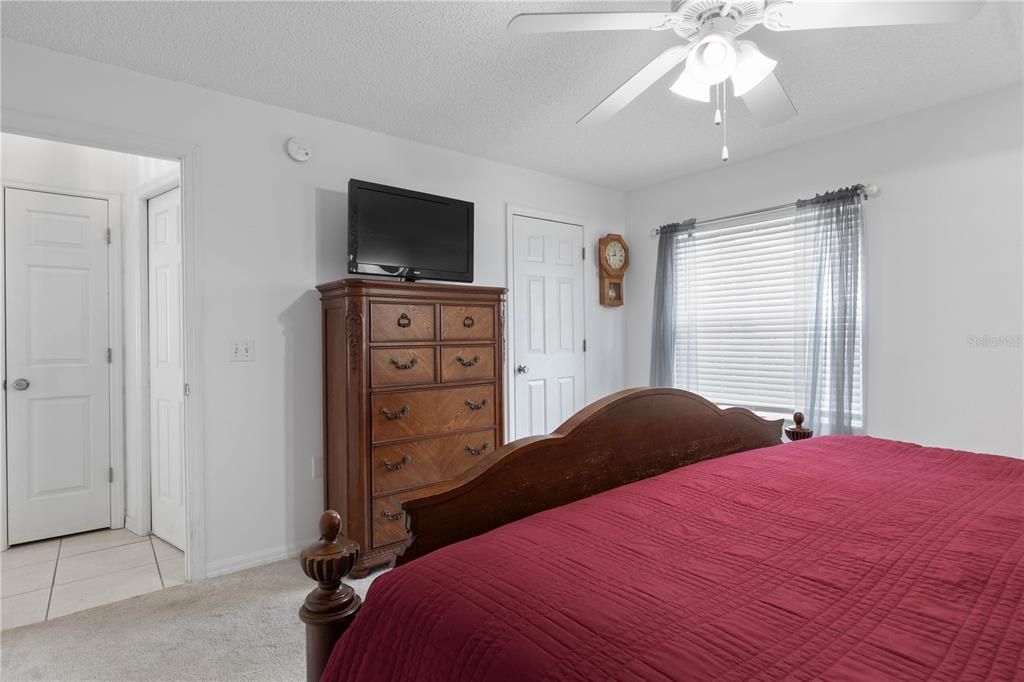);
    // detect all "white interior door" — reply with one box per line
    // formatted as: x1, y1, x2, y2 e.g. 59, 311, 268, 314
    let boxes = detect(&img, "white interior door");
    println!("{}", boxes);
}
148, 186, 186, 550
511, 214, 586, 438
4, 188, 112, 544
